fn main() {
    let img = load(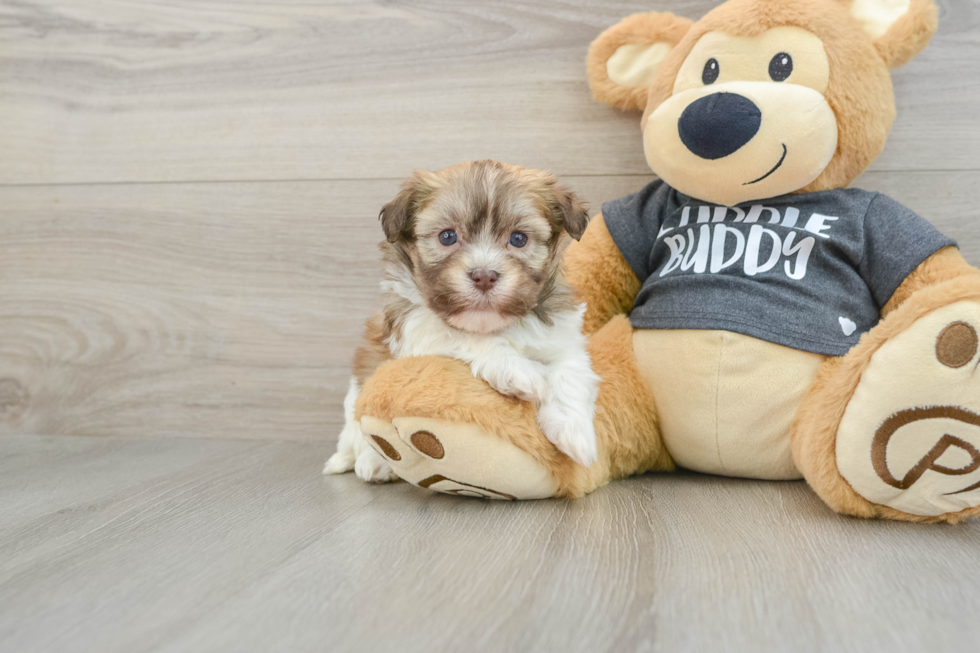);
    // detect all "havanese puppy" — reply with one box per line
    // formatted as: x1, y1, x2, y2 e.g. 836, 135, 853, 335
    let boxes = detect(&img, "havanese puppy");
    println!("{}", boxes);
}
324, 160, 600, 483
